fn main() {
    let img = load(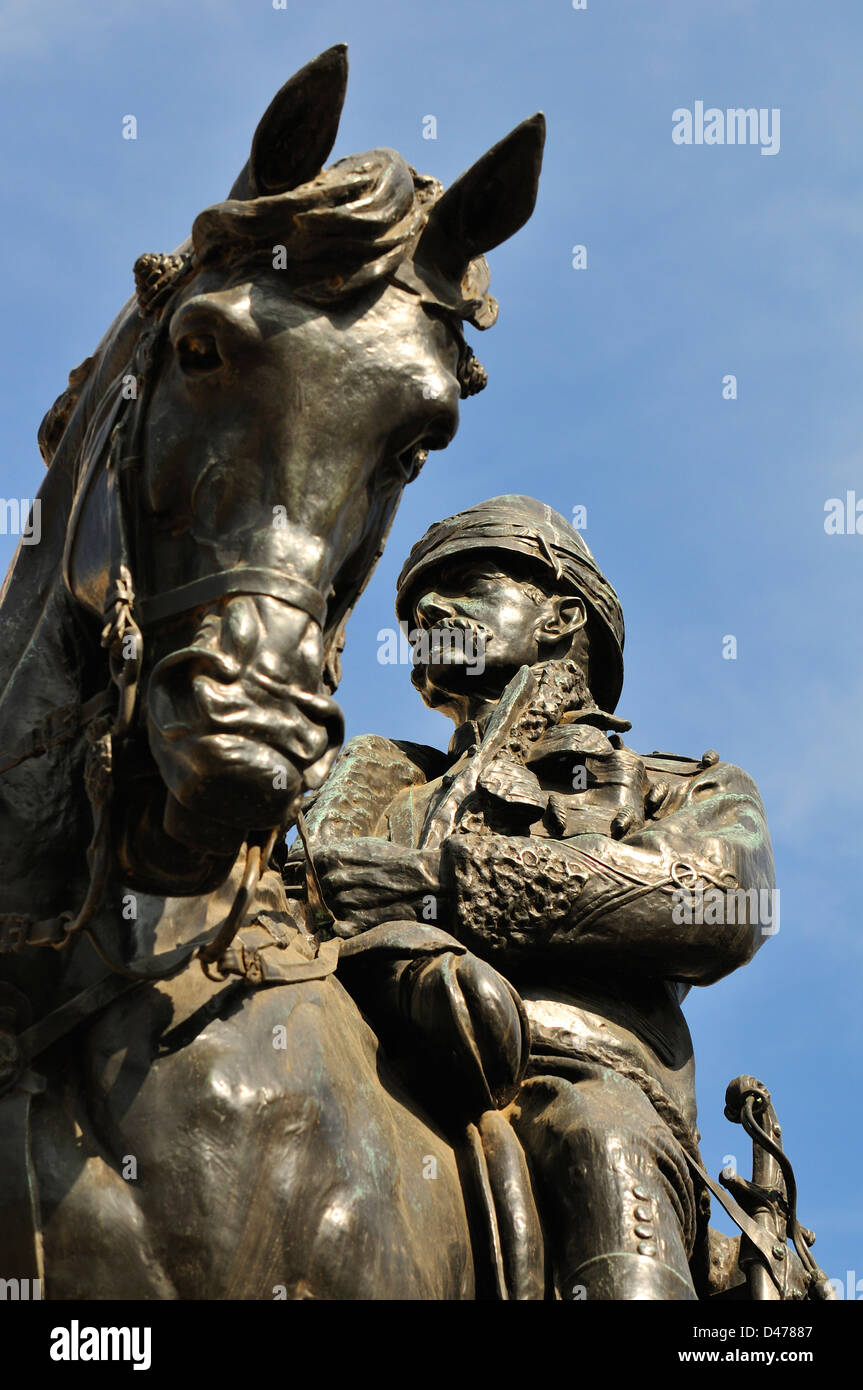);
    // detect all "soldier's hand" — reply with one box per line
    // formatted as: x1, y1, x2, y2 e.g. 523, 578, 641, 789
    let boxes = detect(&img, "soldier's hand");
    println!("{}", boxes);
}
405, 950, 529, 1111
312, 838, 445, 929
569, 745, 651, 840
